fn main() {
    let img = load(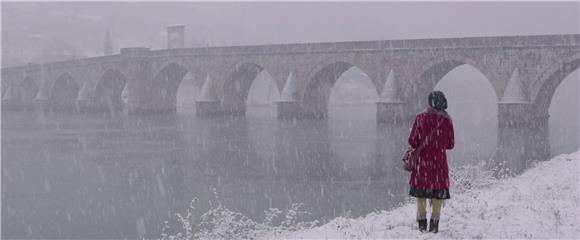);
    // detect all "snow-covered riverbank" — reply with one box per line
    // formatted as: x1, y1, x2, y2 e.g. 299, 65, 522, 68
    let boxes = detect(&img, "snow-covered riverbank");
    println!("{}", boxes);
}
261, 151, 579, 239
